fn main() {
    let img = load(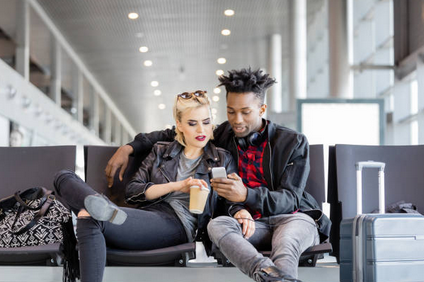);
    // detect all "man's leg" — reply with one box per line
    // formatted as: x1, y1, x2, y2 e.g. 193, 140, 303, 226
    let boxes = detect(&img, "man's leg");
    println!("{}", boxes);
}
208, 216, 274, 281
269, 213, 319, 279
